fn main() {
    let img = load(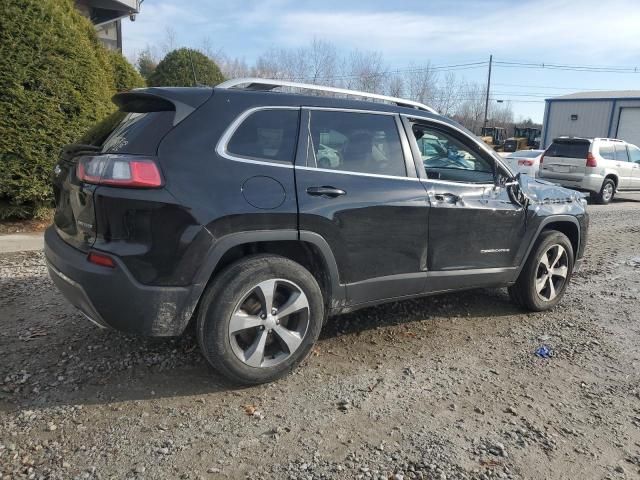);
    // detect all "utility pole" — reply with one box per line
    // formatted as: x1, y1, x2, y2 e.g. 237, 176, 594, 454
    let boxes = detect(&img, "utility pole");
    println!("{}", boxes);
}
482, 54, 493, 131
